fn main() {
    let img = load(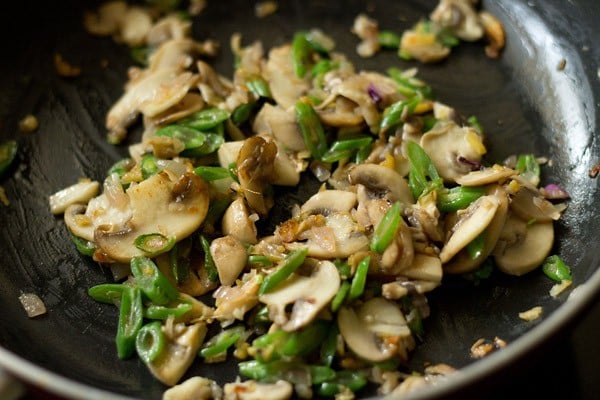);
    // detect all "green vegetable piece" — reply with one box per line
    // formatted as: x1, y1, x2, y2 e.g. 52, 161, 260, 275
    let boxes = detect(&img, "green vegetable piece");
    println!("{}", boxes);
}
141, 153, 160, 180
130, 46, 151, 66
0, 140, 18, 177
333, 259, 351, 279
231, 102, 255, 125
238, 360, 269, 380
193, 166, 231, 181
144, 300, 193, 320
321, 136, 372, 164
177, 108, 230, 131
467, 115, 484, 134
248, 255, 273, 268
437, 28, 460, 47
542, 255, 572, 282
379, 96, 421, 135
349, 256, 370, 300
387, 68, 433, 99
317, 370, 368, 396
516, 154, 540, 184
466, 232, 486, 260
202, 198, 233, 231
295, 99, 328, 160
134, 233, 175, 257
130, 257, 179, 306
70, 234, 96, 257
437, 186, 486, 213
116, 286, 143, 359
252, 329, 289, 357
246, 76, 272, 99
292, 32, 311, 78
370, 202, 402, 253
169, 239, 191, 285
136, 321, 166, 364
258, 247, 308, 295
407, 141, 443, 199
473, 258, 495, 281
378, 30, 402, 48
199, 235, 219, 282
155, 125, 207, 149
200, 326, 244, 358
107, 158, 132, 177
282, 320, 328, 357
310, 365, 337, 385
182, 133, 224, 157
320, 325, 339, 367
331, 281, 350, 312
88, 283, 125, 305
